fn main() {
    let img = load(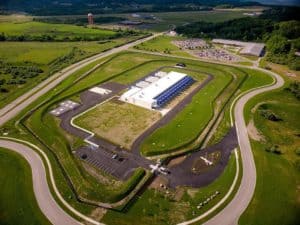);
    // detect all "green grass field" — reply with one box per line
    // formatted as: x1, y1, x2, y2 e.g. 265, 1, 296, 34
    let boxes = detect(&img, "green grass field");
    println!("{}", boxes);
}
0, 36, 142, 109
0, 148, 51, 225
239, 82, 300, 225
0, 21, 116, 39
134, 35, 192, 58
